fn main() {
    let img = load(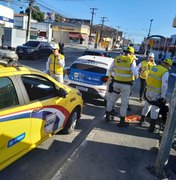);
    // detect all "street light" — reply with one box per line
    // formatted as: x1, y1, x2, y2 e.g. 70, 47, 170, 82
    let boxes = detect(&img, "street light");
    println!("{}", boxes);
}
144, 19, 153, 56
147, 19, 153, 37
